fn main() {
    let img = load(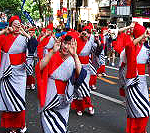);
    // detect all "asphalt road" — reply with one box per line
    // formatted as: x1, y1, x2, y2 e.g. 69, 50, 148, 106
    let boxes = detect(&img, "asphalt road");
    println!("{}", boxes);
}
0, 62, 150, 133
